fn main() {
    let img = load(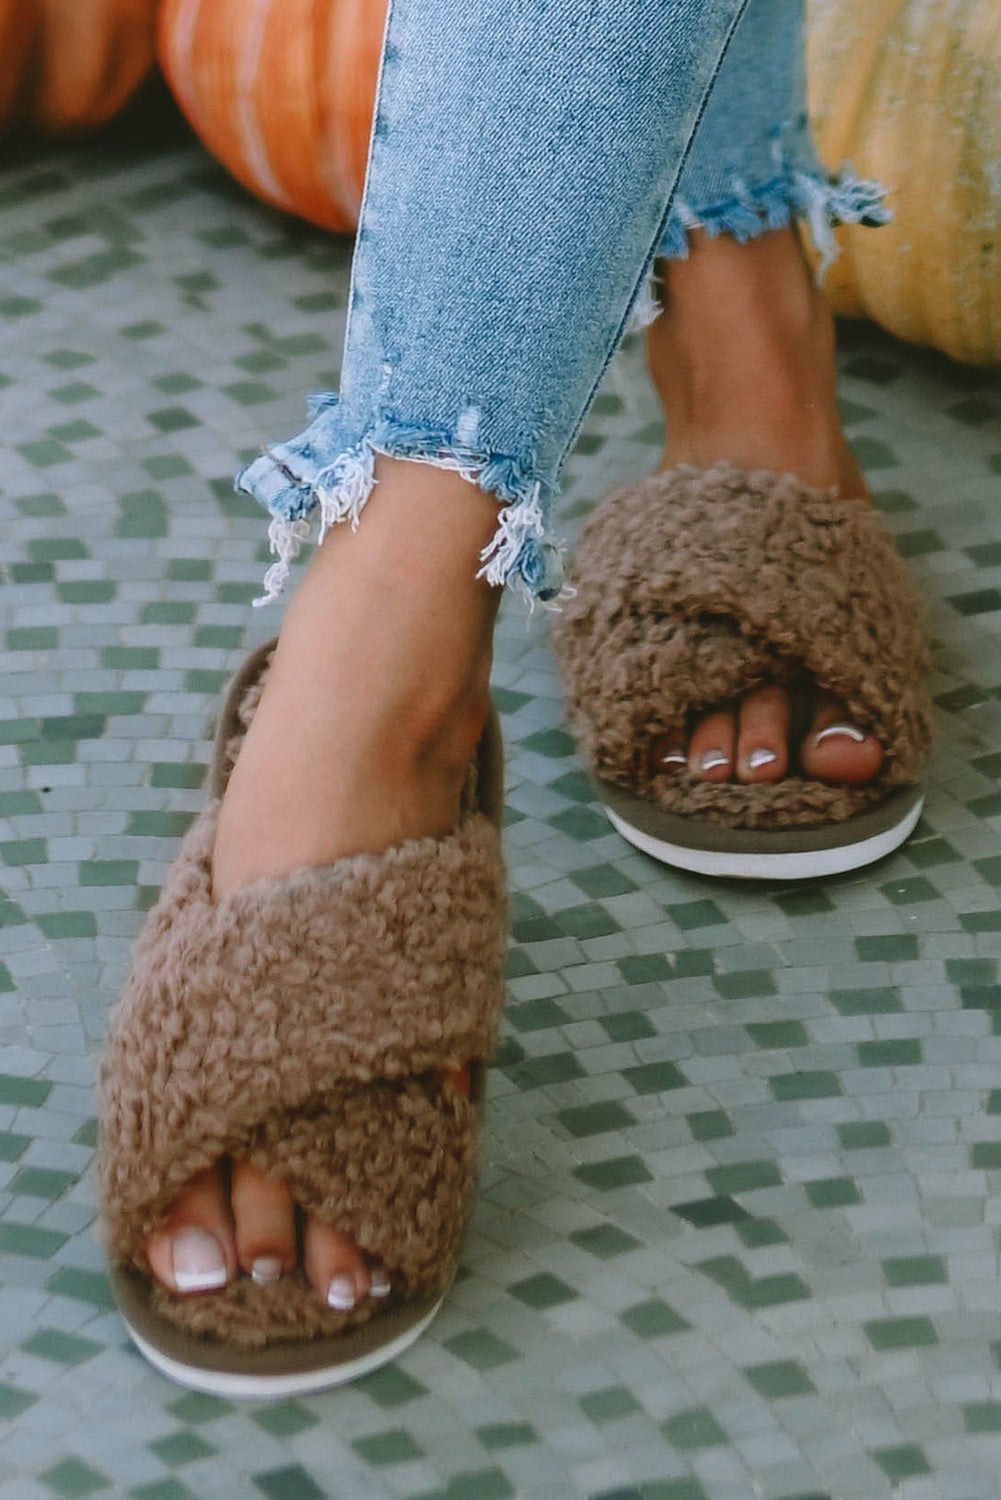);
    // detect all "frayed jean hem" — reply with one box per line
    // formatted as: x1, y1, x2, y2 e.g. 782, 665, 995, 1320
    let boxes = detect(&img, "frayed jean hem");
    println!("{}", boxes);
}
237, 413, 566, 609
657, 161, 891, 279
